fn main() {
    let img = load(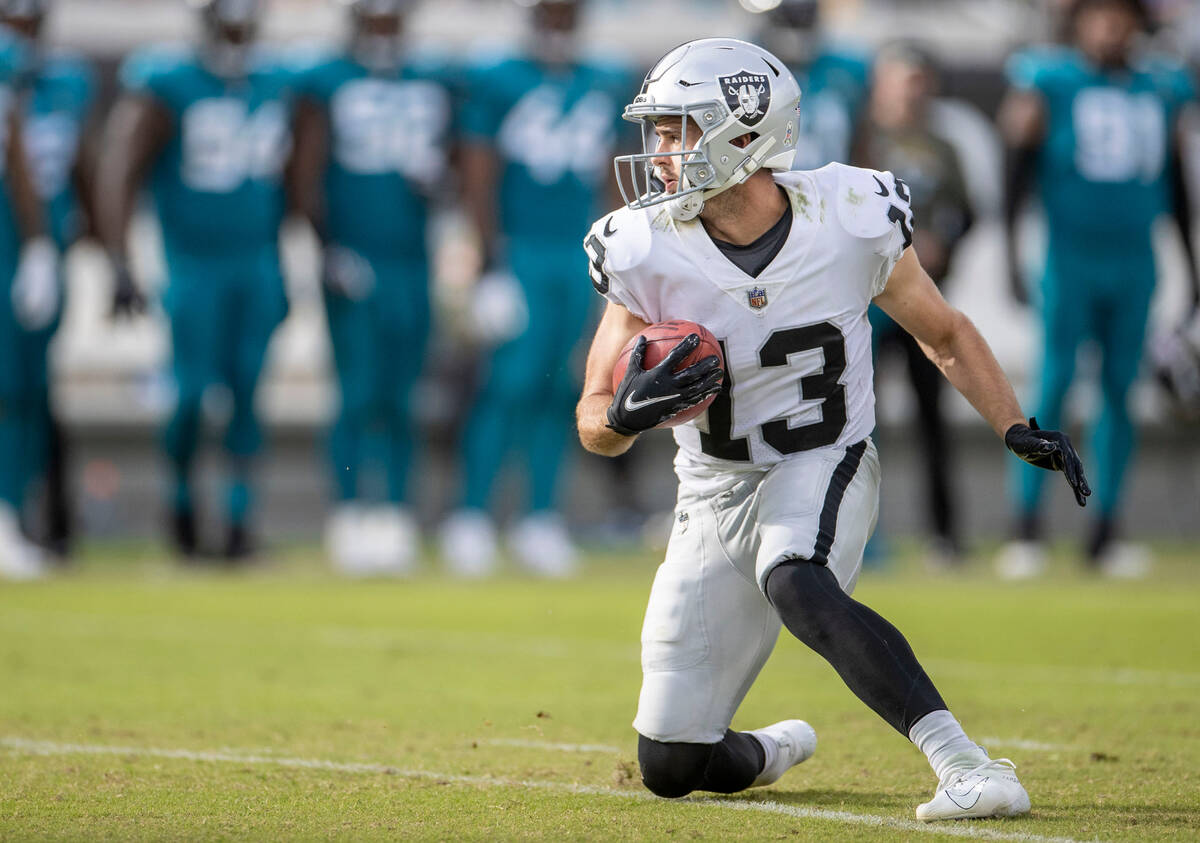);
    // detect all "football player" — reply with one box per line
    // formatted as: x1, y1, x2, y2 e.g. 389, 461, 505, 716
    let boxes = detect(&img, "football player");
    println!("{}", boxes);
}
1, 0, 97, 560
997, 0, 1198, 578
0, 15, 58, 580
750, 0, 870, 170
579, 38, 1089, 820
292, 0, 455, 575
439, 0, 632, 577
96, 0, 296, 560
853, 43, 975, 567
